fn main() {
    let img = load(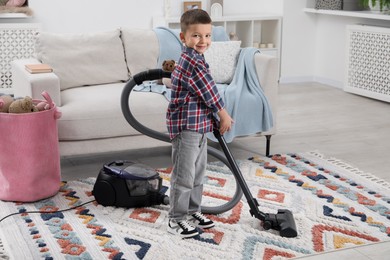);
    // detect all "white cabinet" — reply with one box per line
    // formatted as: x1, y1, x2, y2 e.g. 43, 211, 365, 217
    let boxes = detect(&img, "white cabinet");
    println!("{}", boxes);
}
0, 23, 40, 94
153, 14, 283, 60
